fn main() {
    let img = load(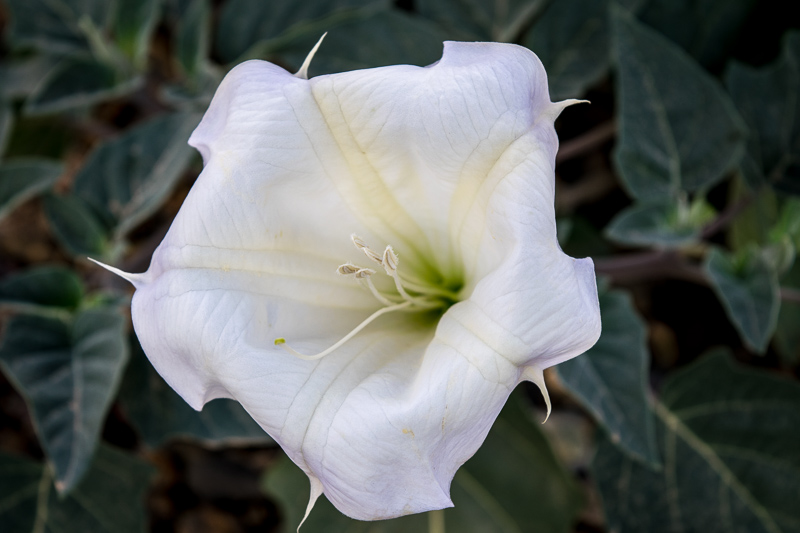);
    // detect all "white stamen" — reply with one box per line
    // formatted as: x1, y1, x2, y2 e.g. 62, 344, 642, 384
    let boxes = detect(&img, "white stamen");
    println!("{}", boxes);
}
275, 301, 413, 360
354, 268, 375, 279
382, 245, 399, 274
351, 234, 383, 264
337, 263, 360, 276
277, 235, 451, 361
360, 275, 398, 306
